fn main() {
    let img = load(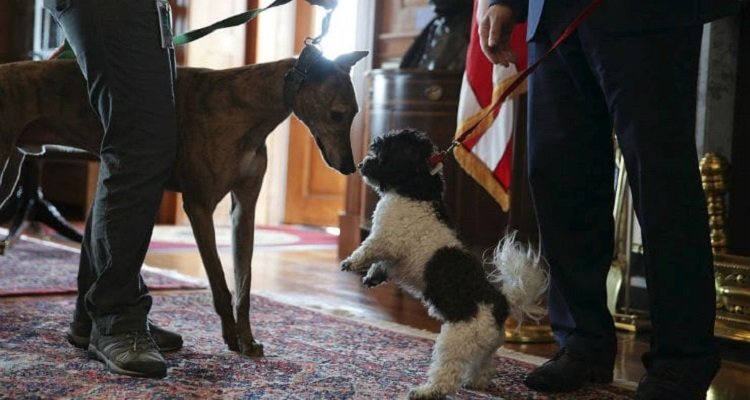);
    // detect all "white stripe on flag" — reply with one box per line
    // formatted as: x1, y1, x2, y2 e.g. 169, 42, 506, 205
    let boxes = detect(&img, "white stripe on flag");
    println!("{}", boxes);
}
472, 99, 515, 168
456, 72, 481, 124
